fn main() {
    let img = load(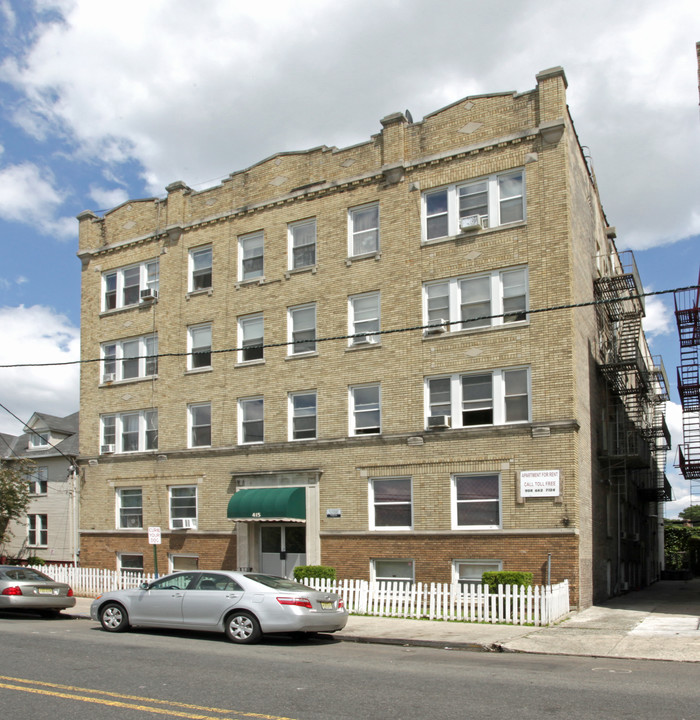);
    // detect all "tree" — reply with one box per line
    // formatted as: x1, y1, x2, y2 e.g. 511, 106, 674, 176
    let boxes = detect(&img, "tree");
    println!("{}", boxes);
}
0, 459, 34, 547
679, 505, 700, 525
